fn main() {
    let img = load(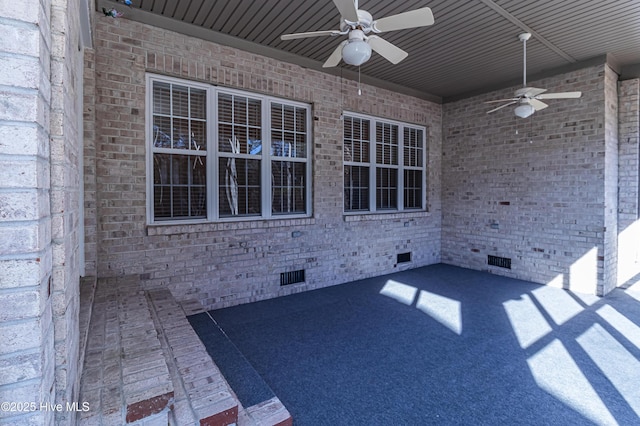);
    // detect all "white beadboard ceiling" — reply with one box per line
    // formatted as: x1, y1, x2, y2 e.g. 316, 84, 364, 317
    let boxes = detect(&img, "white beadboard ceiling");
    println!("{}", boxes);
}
96, 0, 640, 103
